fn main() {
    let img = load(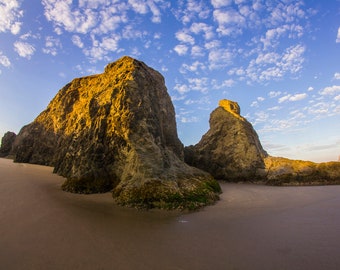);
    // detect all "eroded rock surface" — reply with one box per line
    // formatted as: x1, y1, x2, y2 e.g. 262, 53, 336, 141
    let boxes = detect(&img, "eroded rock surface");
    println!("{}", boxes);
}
264, 156, 340, 185
11, 56, 220, 209
185, 99, 268, 181
0, 131, 16, 157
